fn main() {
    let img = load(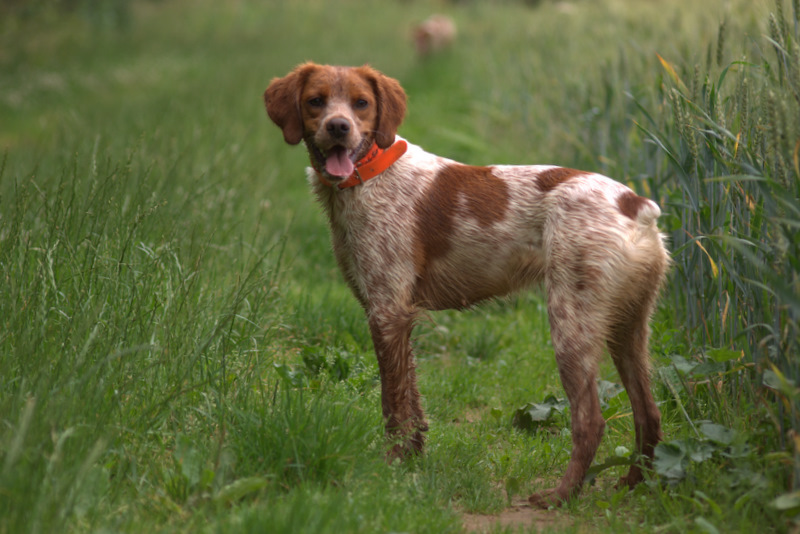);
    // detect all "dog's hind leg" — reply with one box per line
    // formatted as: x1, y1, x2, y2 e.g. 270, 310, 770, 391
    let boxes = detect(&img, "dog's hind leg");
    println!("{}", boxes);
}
607, 310, 662, 488
368, 307, 428, 461
529, 292, 607, 508
606, 249, 666, 487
